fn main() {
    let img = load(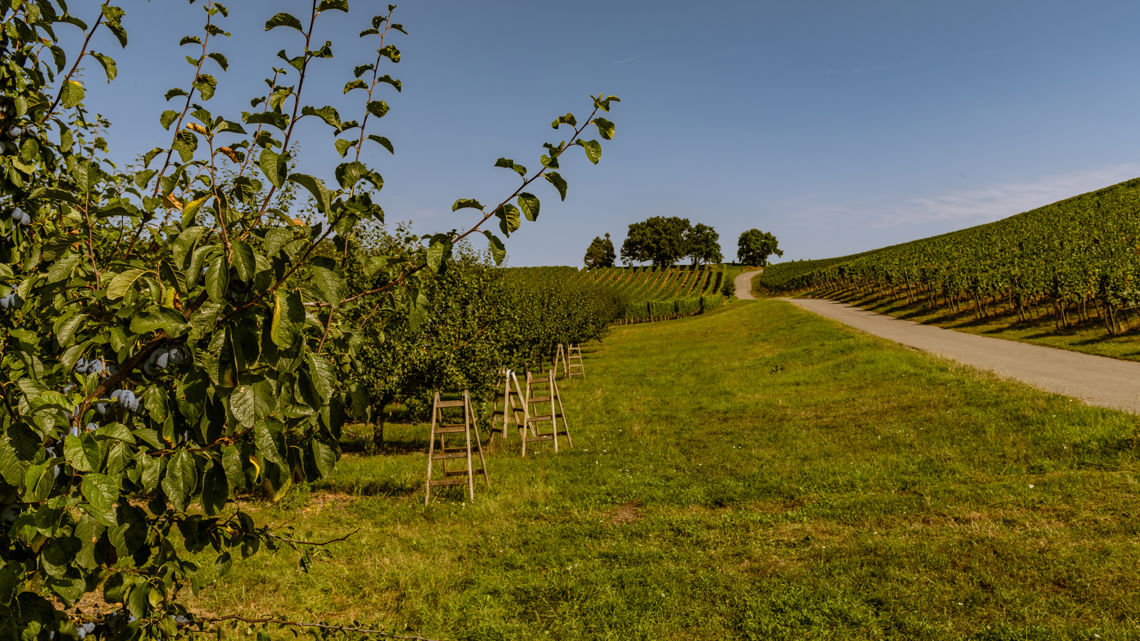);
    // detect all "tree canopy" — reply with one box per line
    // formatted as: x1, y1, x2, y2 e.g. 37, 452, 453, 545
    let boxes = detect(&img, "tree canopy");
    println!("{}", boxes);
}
621, 217, 691, 267
685, 223, 722, 266
583, 233, 616, 269
737, 229, 783, 266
